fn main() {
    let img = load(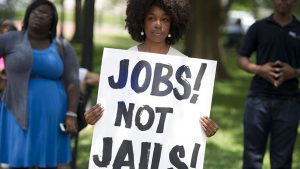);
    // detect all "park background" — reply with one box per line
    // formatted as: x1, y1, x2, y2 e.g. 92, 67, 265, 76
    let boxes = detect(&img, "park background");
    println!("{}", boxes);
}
1, 0, 300, 168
